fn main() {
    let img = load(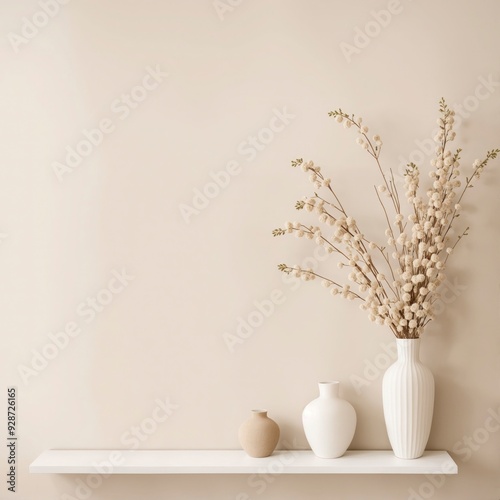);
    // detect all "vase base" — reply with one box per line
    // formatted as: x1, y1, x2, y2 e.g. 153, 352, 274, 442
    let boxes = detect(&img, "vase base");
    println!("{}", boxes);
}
393, 452, 425, 460
312, 452, 347, 459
